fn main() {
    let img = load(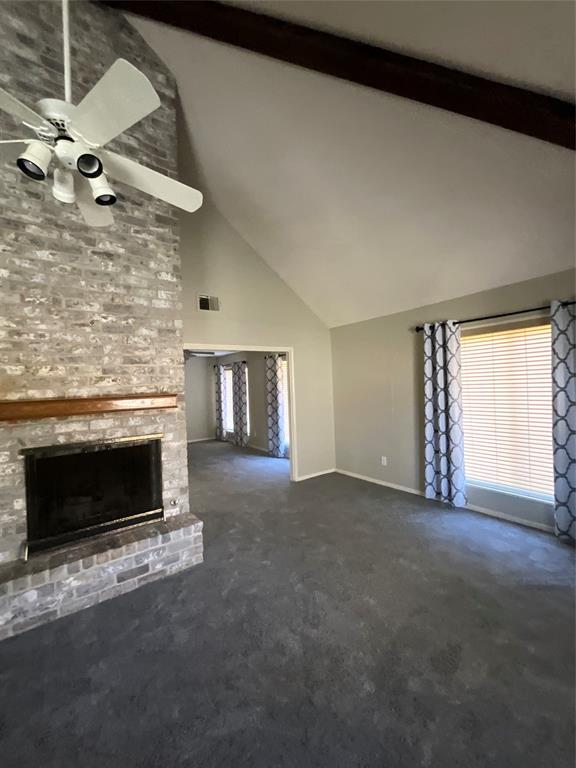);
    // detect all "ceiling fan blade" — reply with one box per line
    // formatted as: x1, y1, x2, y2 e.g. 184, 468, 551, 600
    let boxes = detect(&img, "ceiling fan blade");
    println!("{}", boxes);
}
0, 88, 57, 136
69, 59, 161, 148
76, 177, 114, 227
101, 150, 203, 213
